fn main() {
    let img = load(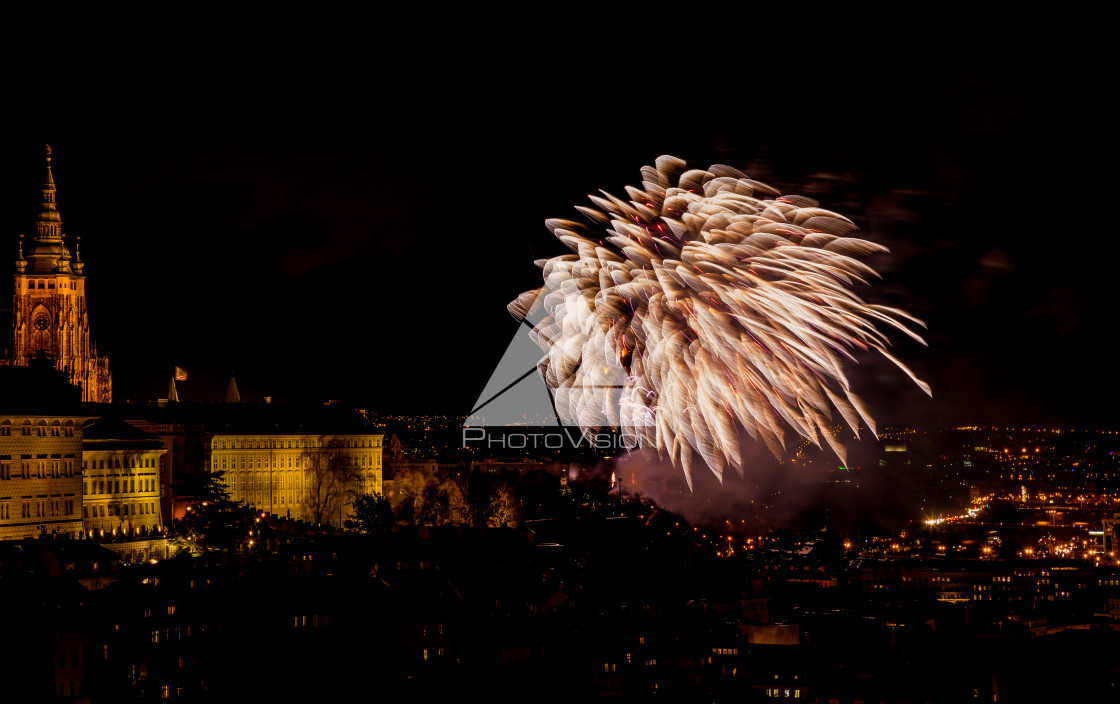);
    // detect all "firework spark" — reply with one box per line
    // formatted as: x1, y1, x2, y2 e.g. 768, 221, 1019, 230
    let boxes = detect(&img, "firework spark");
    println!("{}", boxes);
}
510, 156, 930, 489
